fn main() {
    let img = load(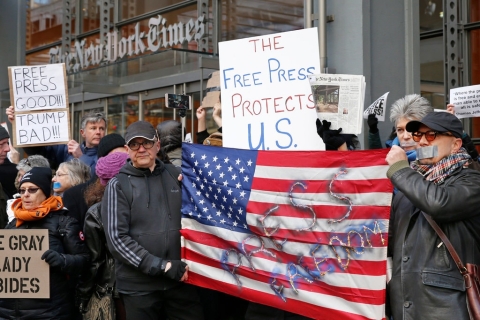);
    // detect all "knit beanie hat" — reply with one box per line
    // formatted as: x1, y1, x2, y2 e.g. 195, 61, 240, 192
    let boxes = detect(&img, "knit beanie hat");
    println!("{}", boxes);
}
97, 133, 126, 158
96, 152, 129, 185
0, 126, 9, 141
19, 167, 52, 197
